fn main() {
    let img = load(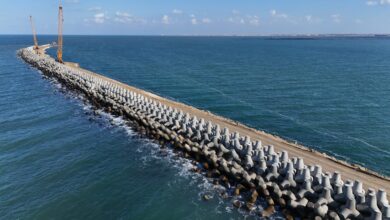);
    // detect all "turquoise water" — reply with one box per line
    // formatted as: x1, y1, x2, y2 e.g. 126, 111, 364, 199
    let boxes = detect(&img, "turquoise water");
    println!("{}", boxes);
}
1, 35, 390, 219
